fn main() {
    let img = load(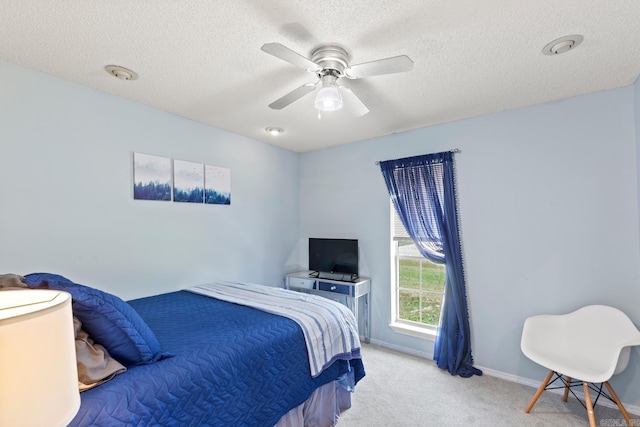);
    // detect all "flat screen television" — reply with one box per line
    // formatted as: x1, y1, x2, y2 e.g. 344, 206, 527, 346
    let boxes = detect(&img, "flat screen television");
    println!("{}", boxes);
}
308, 238, 359, 279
